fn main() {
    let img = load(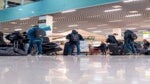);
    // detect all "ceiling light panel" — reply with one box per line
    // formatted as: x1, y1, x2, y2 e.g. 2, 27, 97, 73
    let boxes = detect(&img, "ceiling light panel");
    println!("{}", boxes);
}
104, 8, 122, 12
68, 24, 78, 27
112, 5, 122, 8
109, 20, 122, 22
125, 14, 142, 17
61, 9, 76, 13
129, 11, 138, 13
123, 0, 141, 3
146, 8, 150, 11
